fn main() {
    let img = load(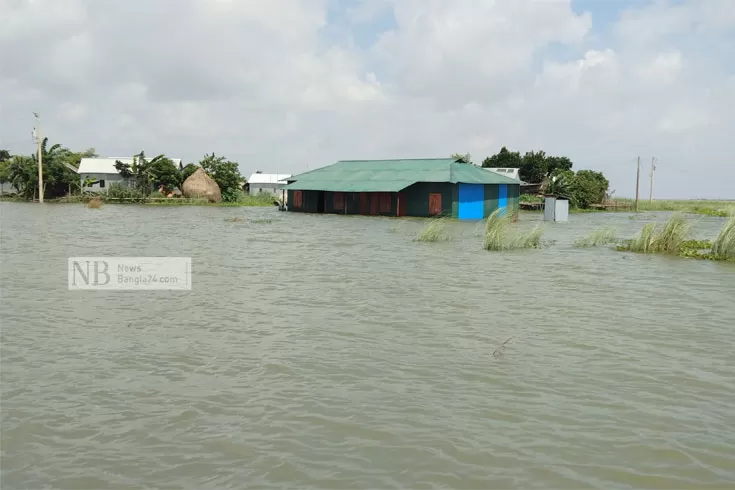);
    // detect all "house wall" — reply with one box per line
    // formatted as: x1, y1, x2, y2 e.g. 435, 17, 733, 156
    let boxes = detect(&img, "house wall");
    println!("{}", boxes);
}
483, 184, 520, 219
250, 183, 284, 196
288, 183, 520, 219
0, 182, 18, 195
80, 173, 126, 193
402, 182, 454, 217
